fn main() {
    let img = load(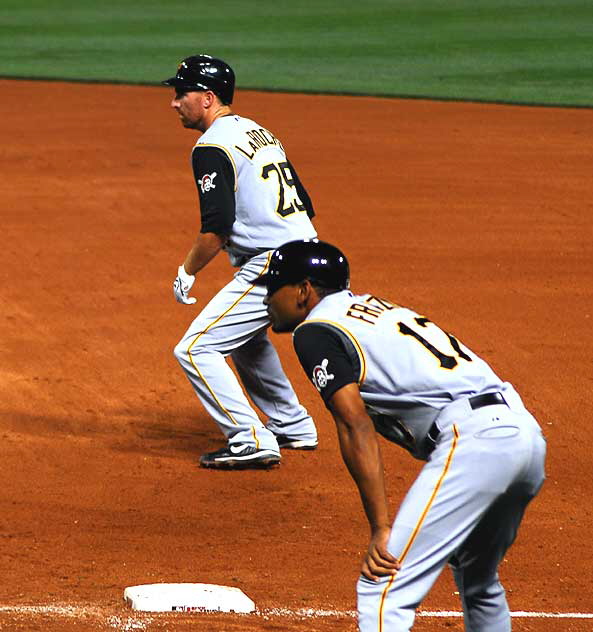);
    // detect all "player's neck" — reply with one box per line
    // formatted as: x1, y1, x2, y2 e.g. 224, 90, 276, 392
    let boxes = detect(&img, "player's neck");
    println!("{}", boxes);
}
203, 105, 233, 130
